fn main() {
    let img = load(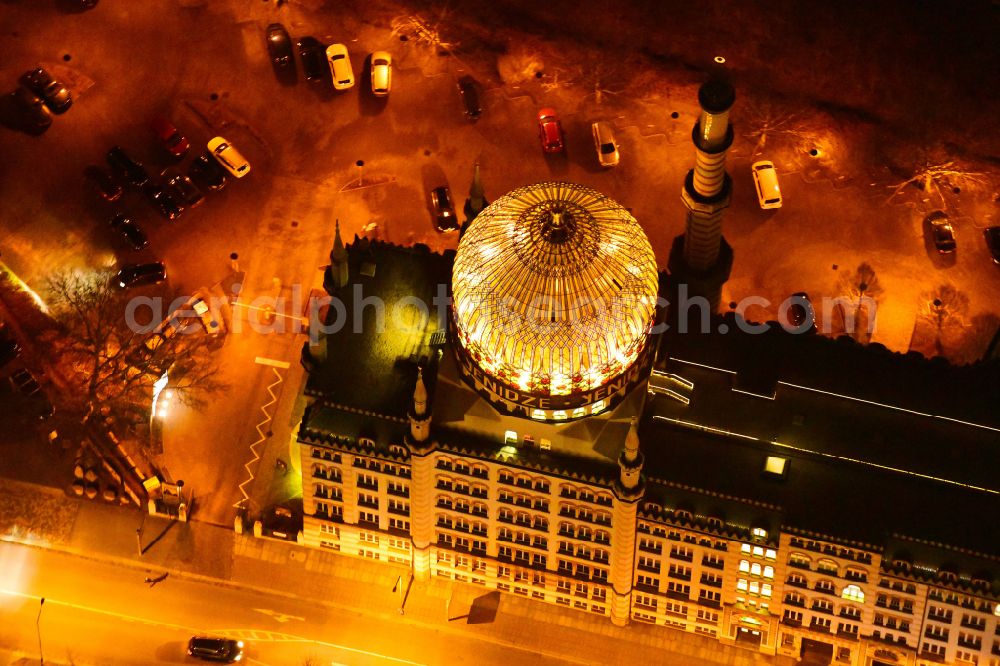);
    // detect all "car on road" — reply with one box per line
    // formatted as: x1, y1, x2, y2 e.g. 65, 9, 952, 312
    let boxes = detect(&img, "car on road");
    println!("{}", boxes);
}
298, 37, 327, 83
457, 76, 481, 120
591, 121, 619, 167
20, 67, 72, 114
142, 183, 183, 220
10, 87, 52, 132
162, 168, 204, 208
751, 160, 782, 209
109, 213, 148, 250
265, 23, 294, 70
116, 262, 166, 289
107, 147, 149, 188
985, 227, 1000, 265
370, 51, 392, 96
187, 636, 244, 663
784, 292, 815, 332
925, 210, 956, 253
326, 43, 354, 90
537, 108, 564, 153
188, 153, 227, 192
149, 116, 189, 158
84, 165, 122, 201
207, 137, 251, 179
430, 186, 458, 232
